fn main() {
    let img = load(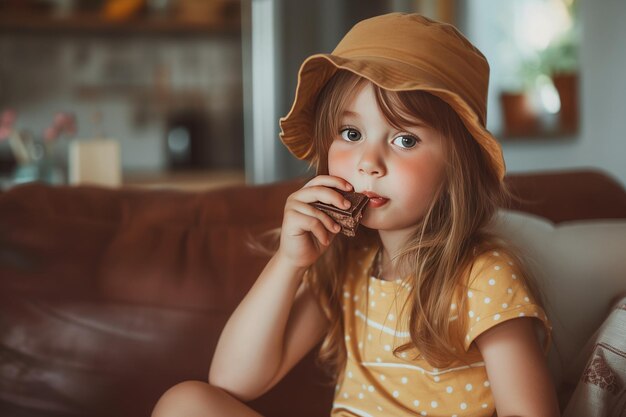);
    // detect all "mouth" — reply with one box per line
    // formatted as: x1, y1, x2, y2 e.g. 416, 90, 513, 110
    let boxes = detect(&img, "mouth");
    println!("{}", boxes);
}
361, 191, 389, 208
